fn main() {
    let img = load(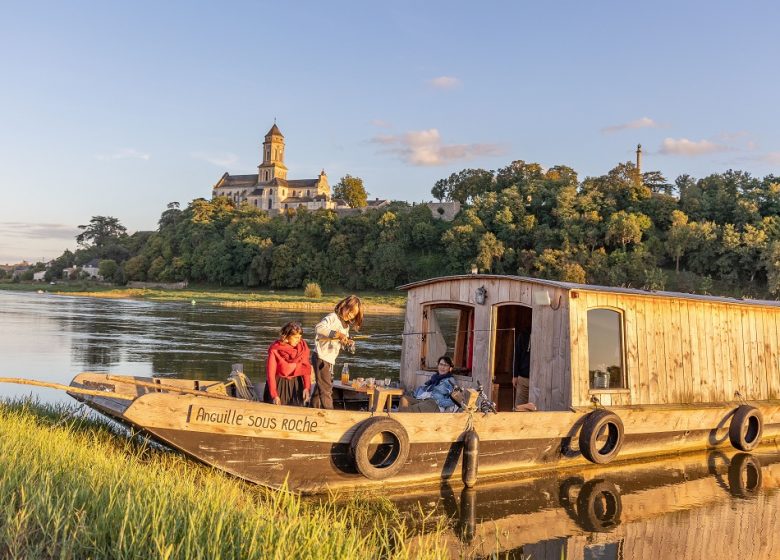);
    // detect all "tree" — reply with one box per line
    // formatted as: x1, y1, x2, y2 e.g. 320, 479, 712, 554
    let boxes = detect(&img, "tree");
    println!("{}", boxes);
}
98, 259, 118, 281
605, 211, 652, 250
666, 211, 694, 273
77, 216, 127, 248
333, 175, 368, 208
431, 168, 494, 204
